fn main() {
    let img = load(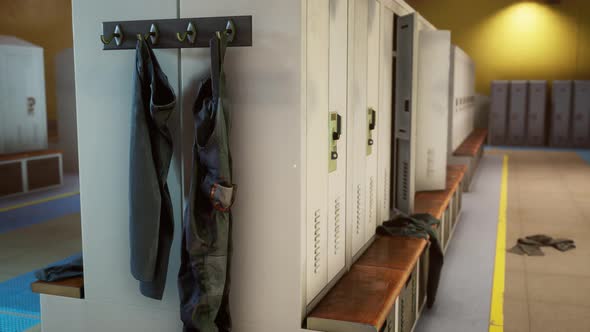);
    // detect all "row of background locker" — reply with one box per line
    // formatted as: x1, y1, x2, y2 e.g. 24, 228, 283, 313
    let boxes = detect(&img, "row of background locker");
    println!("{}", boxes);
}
488, 80, 590, 147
